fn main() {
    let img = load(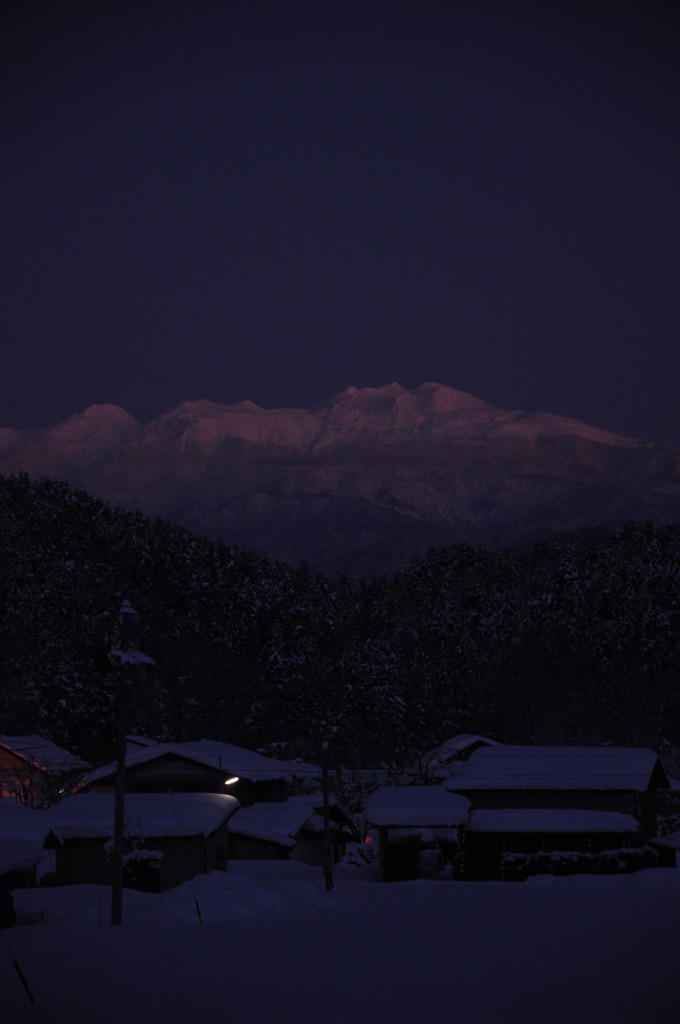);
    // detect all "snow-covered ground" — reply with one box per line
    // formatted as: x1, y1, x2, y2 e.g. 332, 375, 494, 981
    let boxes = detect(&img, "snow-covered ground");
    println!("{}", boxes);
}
4, 860, 679, 1023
